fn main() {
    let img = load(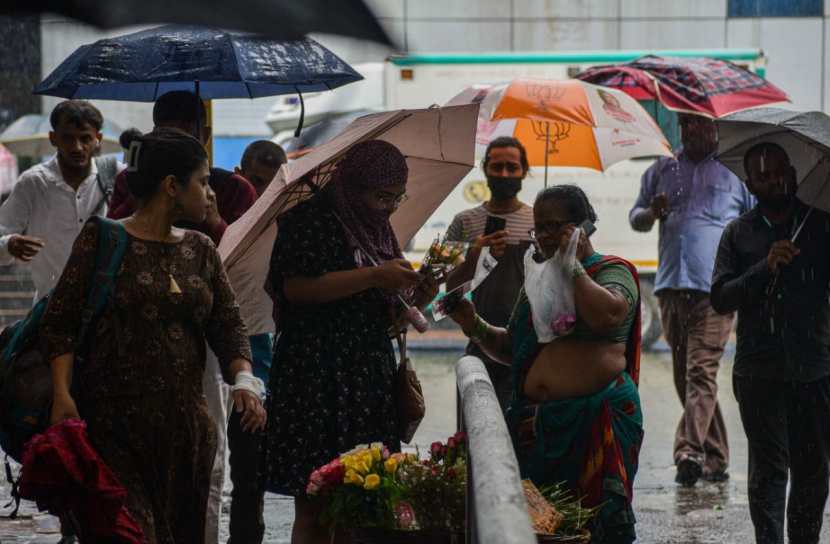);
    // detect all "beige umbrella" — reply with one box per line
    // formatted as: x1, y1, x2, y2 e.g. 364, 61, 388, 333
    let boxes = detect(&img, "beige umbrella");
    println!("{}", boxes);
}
218, 104, 479, 273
